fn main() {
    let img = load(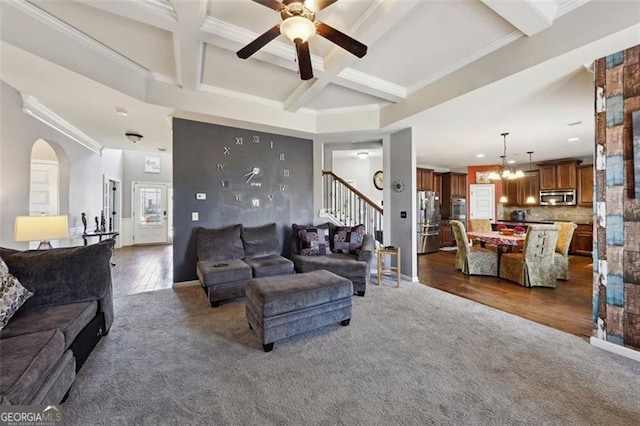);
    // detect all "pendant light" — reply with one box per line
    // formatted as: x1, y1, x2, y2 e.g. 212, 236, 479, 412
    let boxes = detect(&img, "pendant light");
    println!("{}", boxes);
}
489, 132, 524, 180
525, 151, 536, 204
